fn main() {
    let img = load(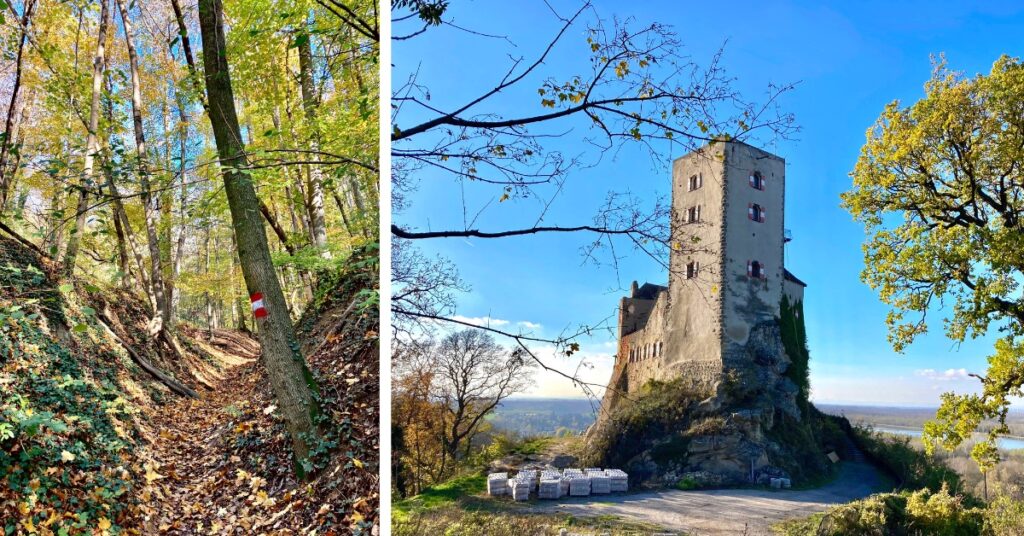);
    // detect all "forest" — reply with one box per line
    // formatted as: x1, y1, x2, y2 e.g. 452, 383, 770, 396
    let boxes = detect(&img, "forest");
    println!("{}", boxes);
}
0, 0, 379, 533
